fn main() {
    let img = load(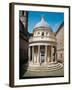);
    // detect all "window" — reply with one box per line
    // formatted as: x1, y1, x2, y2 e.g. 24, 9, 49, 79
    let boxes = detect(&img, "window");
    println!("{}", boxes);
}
61, 54, 62, 58
46, 32, 48, 35
38, 32, 40, 34
42, 32, 44, 36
